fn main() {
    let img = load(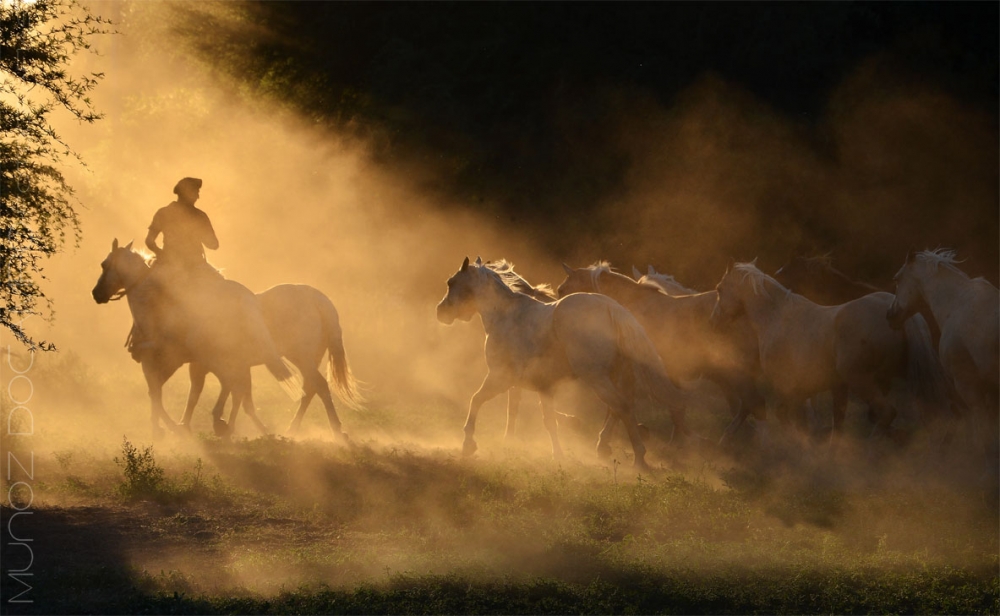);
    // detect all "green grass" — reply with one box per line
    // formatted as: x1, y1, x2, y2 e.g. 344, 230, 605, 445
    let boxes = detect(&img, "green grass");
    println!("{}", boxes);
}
2, 351, 997, 614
